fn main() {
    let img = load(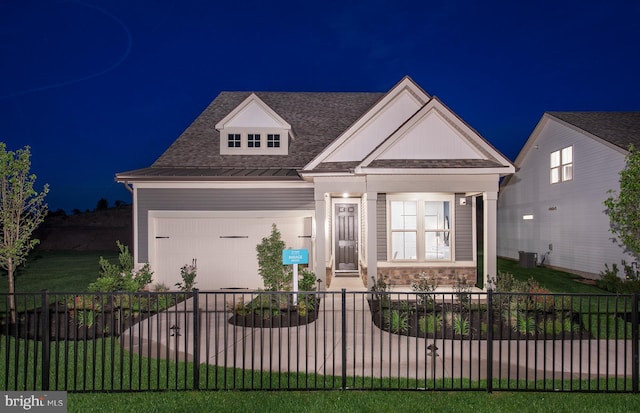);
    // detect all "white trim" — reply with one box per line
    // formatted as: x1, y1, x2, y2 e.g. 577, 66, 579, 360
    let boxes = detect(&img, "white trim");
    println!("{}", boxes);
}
133, 181, 314, 189
215, 93, 291, 132
377, 261, 475, 268
360, 100, 486, 166
148, 210, 314, 219
386, 193, 455, 263
356, 167, 514, 175
304, 77, 430, 171
331, 197, 361, 273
